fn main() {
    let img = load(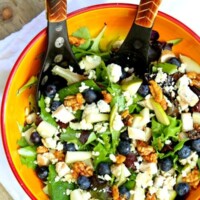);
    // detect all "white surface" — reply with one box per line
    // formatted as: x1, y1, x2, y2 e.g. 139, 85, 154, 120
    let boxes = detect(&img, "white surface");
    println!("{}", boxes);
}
0, 0, 200, 199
